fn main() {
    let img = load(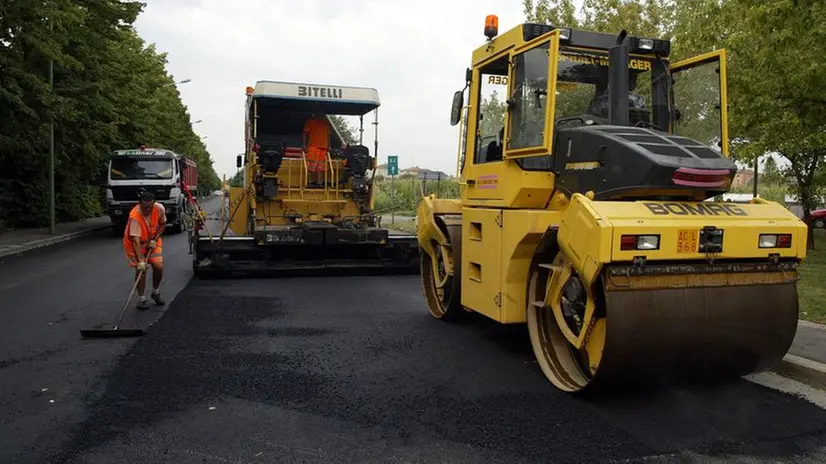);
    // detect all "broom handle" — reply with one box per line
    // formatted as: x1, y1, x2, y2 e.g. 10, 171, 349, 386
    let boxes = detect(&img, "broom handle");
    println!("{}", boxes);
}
114, 268, 145, 329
